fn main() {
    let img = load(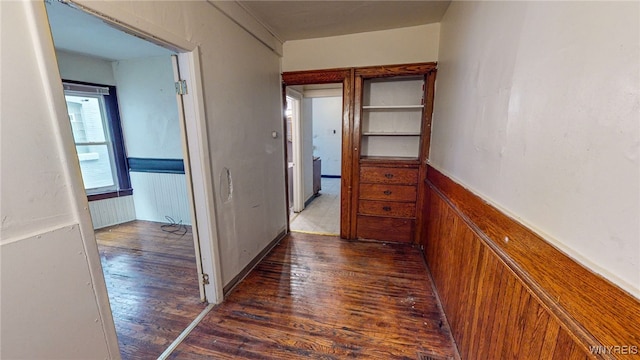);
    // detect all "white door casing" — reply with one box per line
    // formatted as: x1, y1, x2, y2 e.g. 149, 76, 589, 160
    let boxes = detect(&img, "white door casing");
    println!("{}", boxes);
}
286, 88, 305, 213
176, 50, 224, 304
